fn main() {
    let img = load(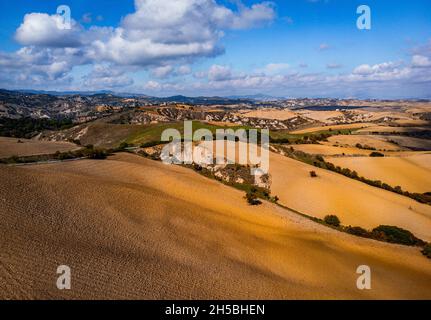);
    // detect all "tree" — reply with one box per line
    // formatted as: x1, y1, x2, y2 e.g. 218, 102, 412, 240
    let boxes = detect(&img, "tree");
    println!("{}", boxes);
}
346, 226, 369, 237
324, 215, 341, 227
369, 151, 384, 157
372, 225, 424, 246
245, 191, 262, 206
422, 243, 431, 259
